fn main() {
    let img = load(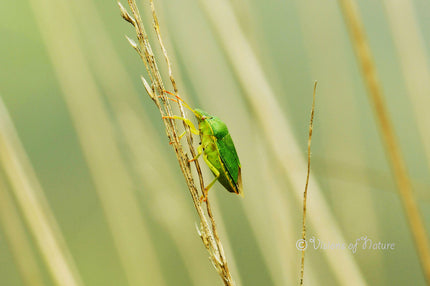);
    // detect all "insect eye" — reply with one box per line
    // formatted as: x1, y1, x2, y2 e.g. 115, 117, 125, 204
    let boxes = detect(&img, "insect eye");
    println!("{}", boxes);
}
201, 116, 207, 120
